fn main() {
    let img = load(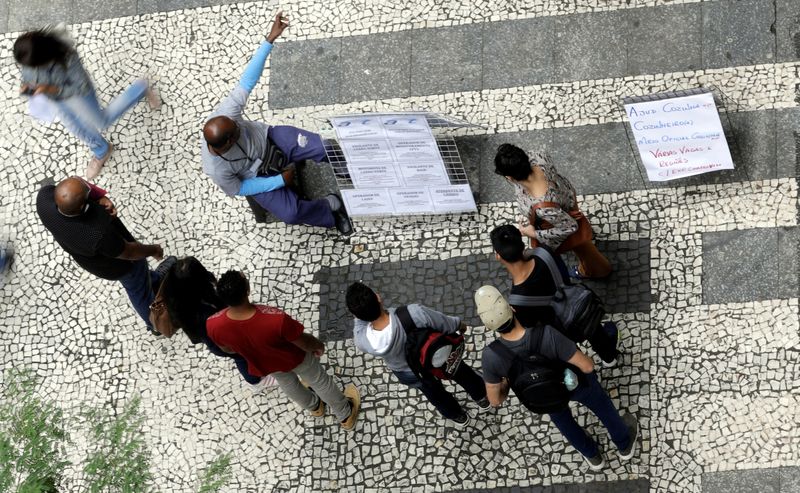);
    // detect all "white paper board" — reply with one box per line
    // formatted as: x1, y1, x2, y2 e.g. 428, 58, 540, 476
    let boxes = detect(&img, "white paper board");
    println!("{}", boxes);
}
624, 92, 734, 181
